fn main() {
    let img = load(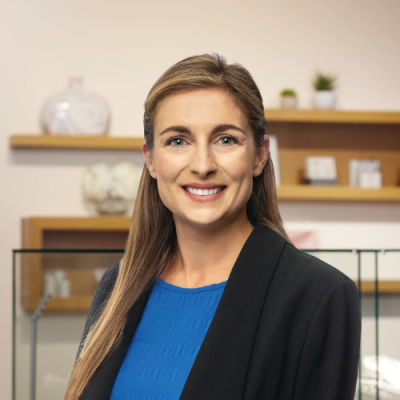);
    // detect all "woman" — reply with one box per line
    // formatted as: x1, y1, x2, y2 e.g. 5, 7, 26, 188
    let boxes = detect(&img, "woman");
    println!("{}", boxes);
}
64, 54, 361, 400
